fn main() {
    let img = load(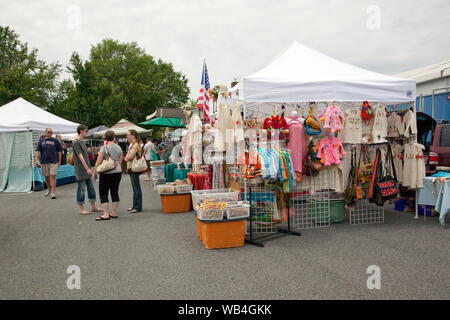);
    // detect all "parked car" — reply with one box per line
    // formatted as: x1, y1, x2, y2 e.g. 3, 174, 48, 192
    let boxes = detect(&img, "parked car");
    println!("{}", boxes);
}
427, 121, 450, 175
